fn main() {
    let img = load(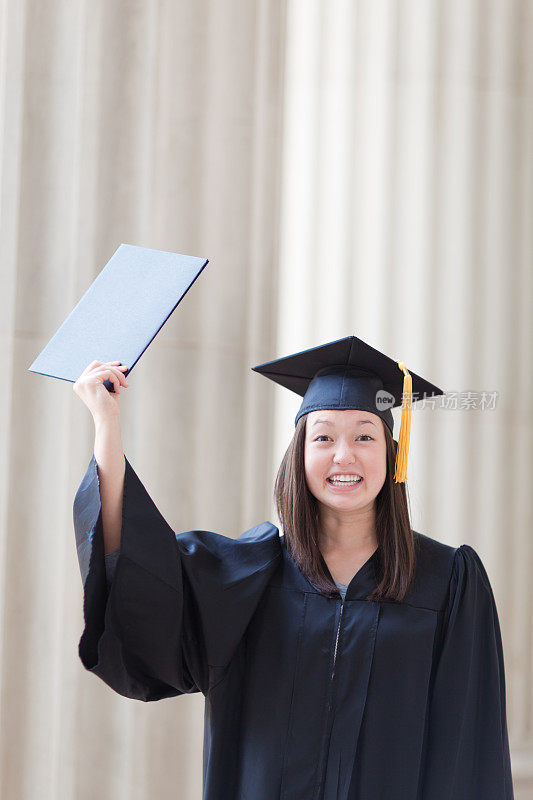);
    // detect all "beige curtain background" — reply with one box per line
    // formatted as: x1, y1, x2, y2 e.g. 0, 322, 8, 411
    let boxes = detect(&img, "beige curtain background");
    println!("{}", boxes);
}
0, 0, 531, 798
